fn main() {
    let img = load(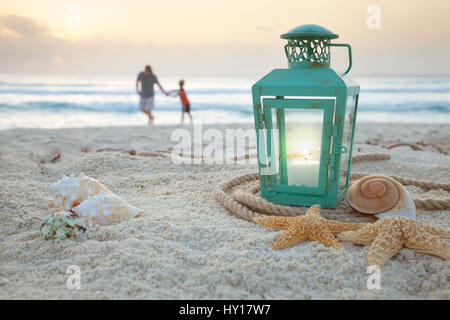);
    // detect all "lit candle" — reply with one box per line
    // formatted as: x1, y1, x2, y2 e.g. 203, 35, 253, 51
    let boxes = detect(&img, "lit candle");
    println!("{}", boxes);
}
286, 146, 321, 188
287, 158, 320, 187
